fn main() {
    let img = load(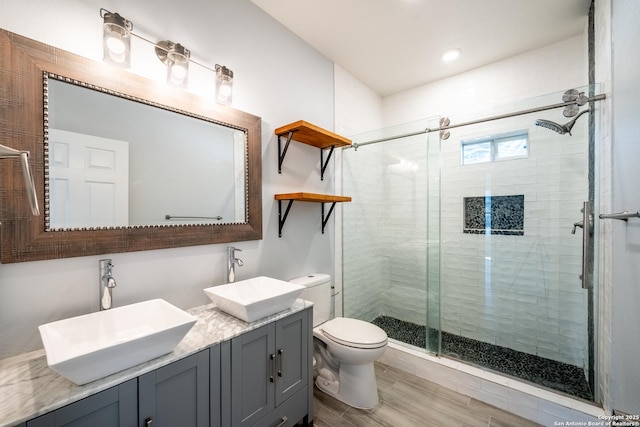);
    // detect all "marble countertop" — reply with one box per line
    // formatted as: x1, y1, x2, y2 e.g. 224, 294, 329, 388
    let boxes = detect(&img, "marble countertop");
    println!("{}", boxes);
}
0, 299, 311, 427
